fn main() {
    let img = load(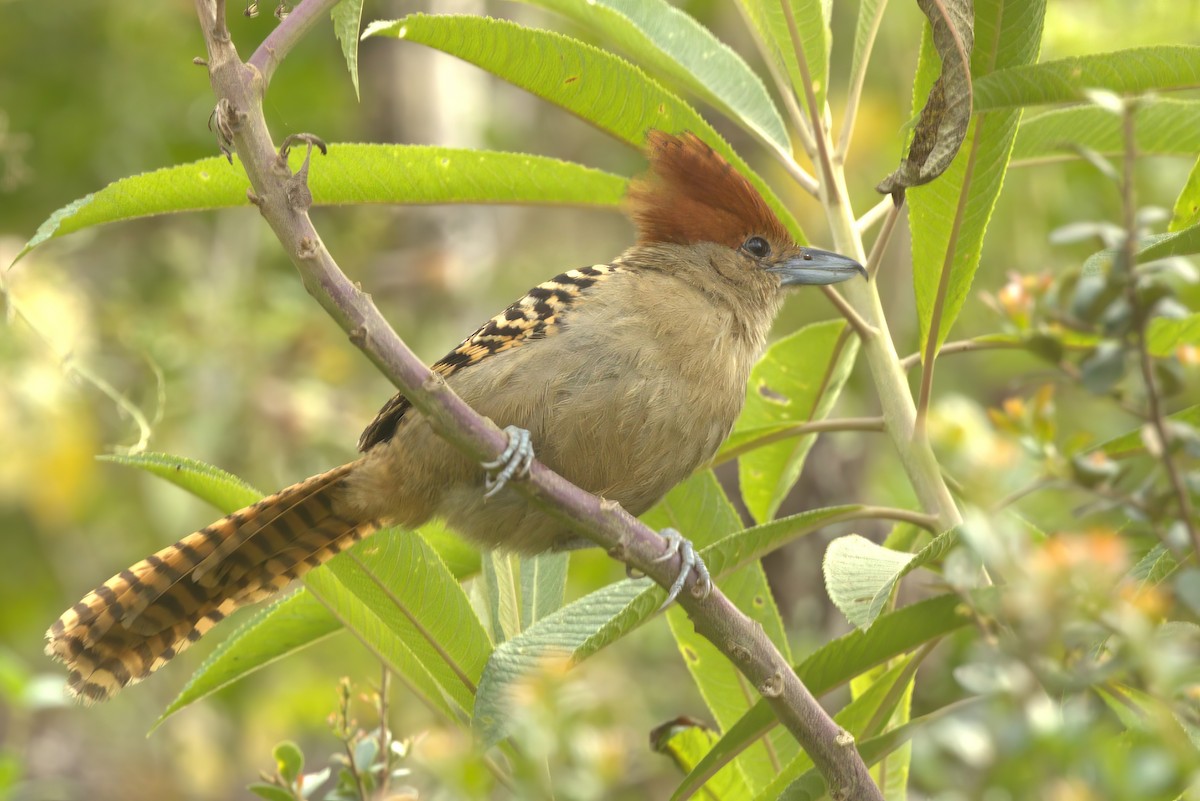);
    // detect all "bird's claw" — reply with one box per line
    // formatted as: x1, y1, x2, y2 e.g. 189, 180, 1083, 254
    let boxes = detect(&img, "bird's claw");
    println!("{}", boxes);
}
655, 528, 713, 611
482, 425, 535, 499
